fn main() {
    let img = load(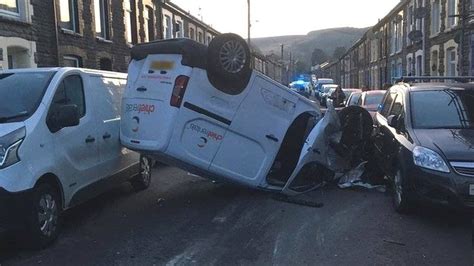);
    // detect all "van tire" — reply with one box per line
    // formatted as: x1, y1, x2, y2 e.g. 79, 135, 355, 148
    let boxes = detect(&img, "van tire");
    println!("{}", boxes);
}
131, 156, 152, 191
24, 183, 62, 249
207, 33, 251, 84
